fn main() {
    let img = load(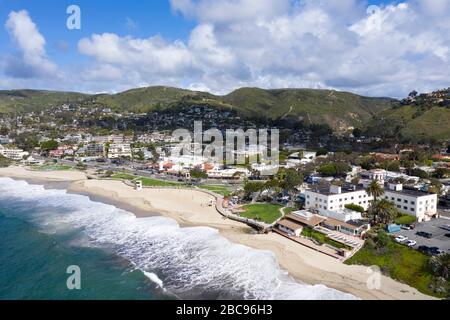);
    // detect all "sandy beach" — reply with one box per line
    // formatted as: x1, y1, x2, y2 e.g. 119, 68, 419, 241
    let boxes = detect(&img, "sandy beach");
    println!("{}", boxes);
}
0, 166, 436, 300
